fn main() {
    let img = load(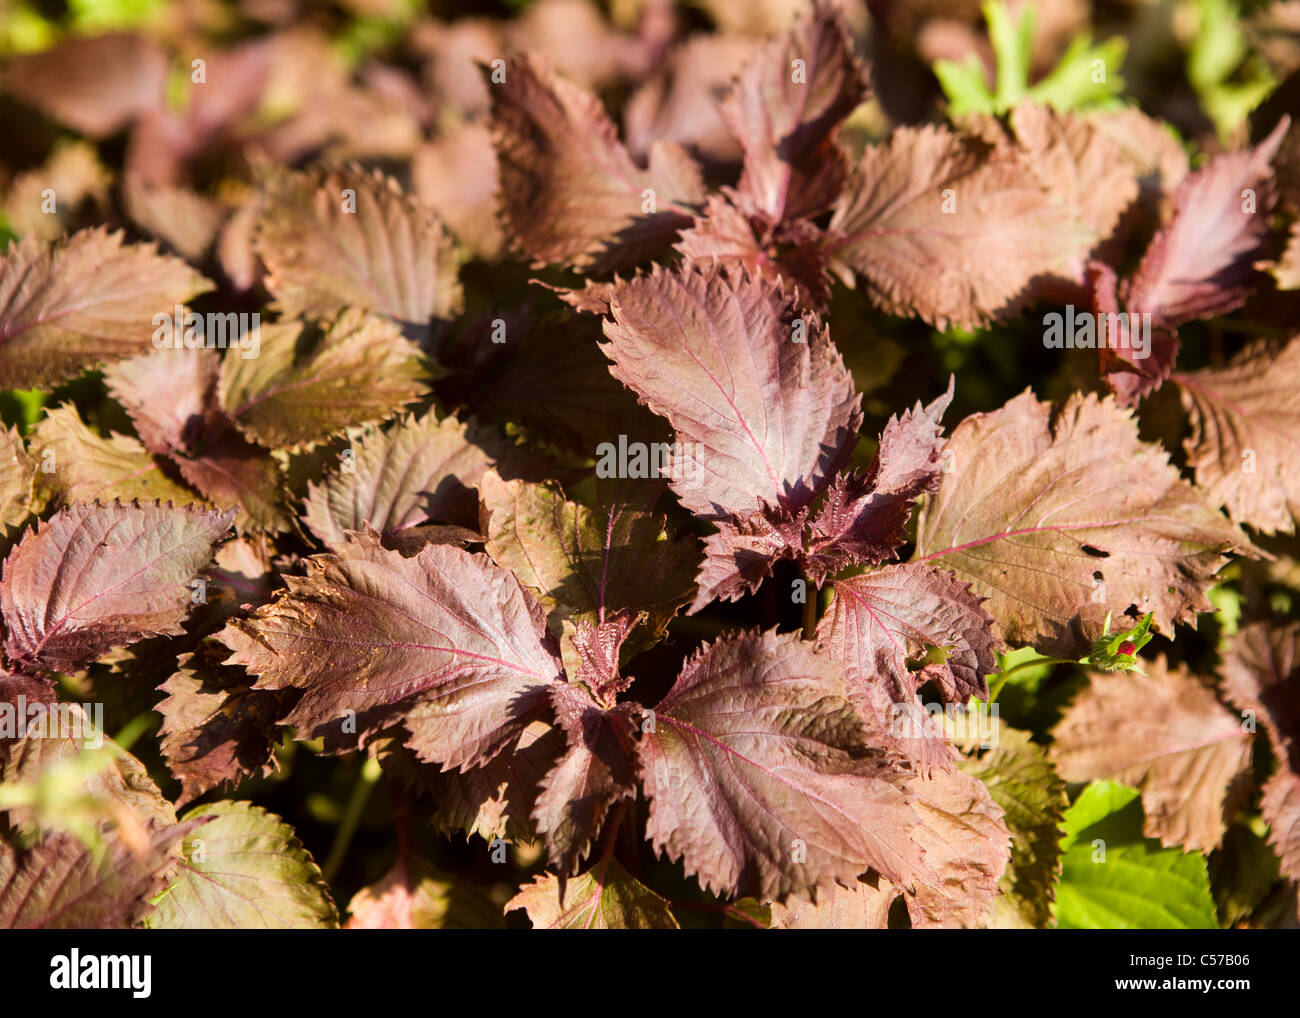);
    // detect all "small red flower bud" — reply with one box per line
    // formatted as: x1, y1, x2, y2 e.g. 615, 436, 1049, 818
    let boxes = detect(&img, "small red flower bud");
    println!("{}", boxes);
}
1118, 641, 1136, 656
